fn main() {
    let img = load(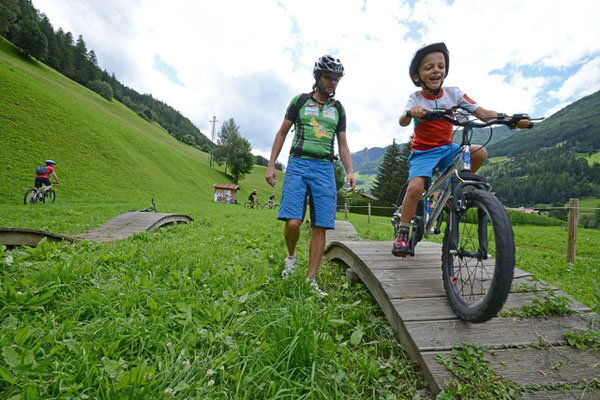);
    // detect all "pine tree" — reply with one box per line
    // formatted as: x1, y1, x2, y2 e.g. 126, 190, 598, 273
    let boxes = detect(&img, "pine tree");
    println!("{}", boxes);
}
12, 16, 47, 60
212, 119, 255, 183
372, 139, 409, 206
